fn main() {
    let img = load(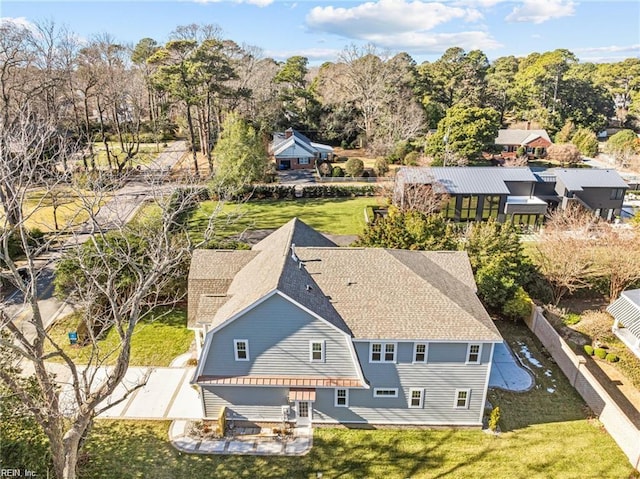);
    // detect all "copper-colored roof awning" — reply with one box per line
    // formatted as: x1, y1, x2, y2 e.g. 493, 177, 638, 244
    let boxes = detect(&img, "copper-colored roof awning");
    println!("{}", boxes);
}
288, 388, 316, 402
196, 375, 365, 388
